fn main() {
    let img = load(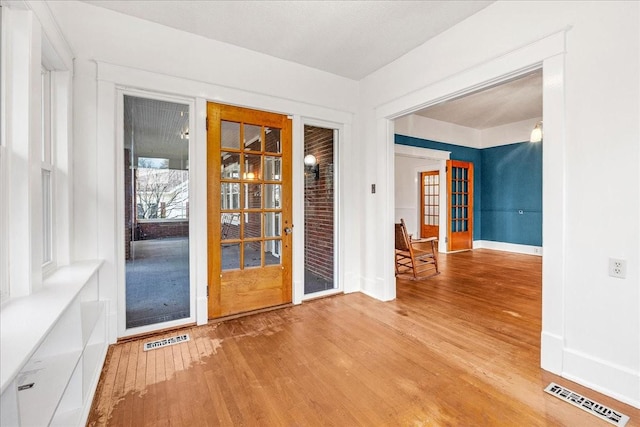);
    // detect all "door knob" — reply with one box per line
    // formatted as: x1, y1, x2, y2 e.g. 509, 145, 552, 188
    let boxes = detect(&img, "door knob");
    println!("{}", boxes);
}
284, 226, 293, 235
